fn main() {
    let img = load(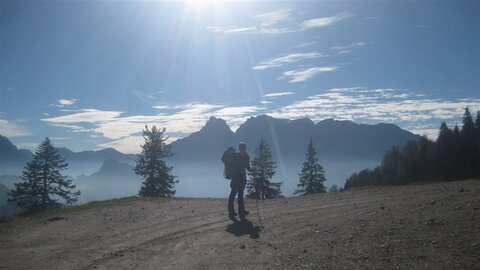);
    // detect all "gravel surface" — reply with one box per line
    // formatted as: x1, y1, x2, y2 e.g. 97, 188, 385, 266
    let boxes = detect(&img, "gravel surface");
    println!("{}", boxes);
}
1, 179, 479, 270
